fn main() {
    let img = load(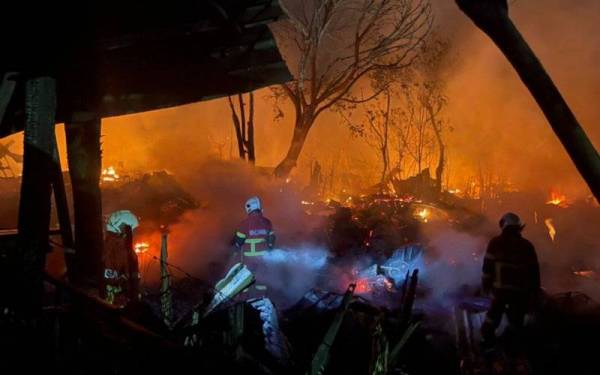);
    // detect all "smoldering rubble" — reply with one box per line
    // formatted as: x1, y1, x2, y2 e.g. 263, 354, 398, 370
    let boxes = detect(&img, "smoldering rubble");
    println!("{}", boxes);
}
3, 162, 598, 375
